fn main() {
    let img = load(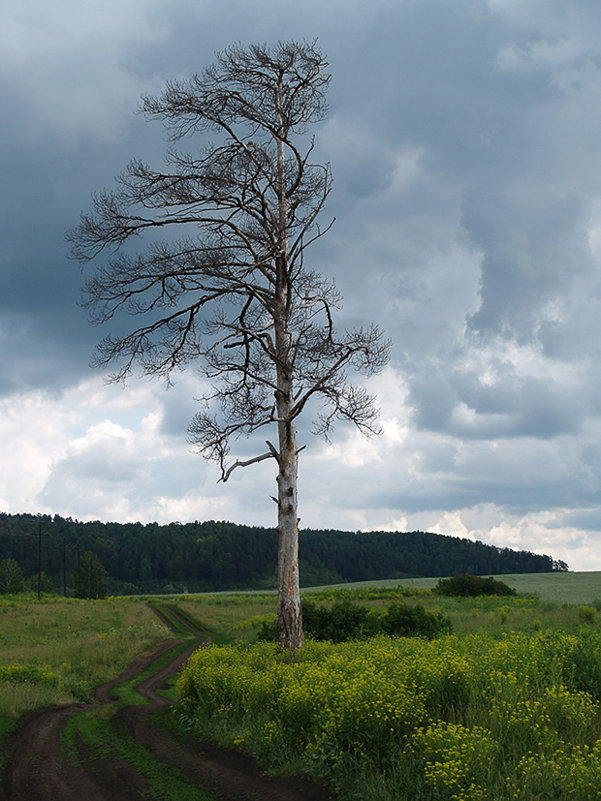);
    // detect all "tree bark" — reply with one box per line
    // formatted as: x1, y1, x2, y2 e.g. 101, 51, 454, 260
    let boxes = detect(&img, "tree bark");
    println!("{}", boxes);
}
274, 369, 303, 650
273, 75, 303, 650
